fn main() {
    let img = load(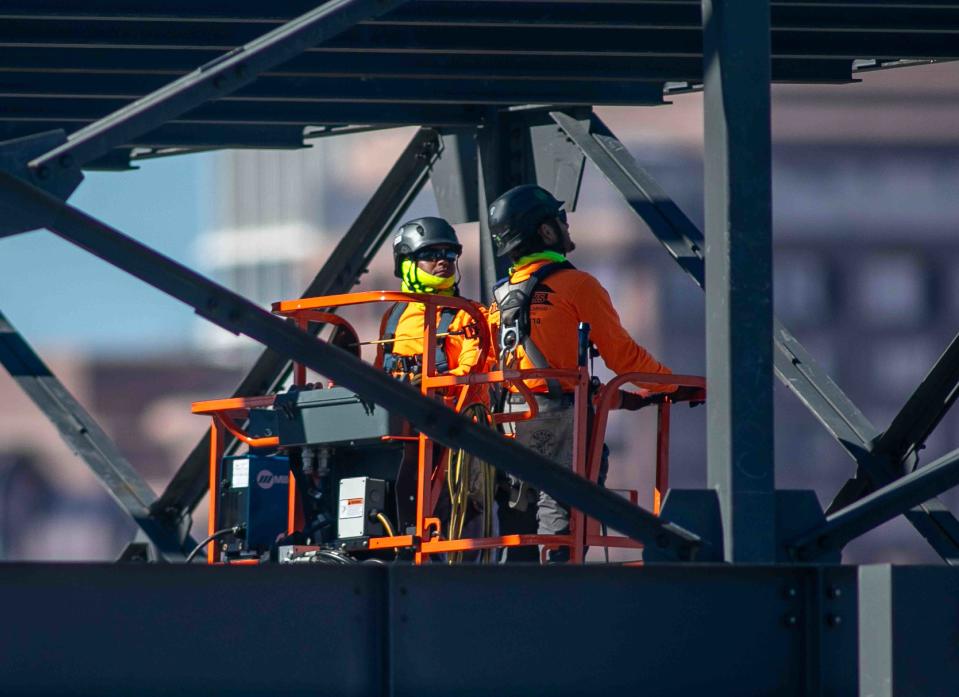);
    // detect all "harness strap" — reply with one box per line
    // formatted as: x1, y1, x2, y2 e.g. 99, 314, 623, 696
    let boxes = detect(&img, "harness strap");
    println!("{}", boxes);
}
493, 261, 575, 399
382, 302, 457, 377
